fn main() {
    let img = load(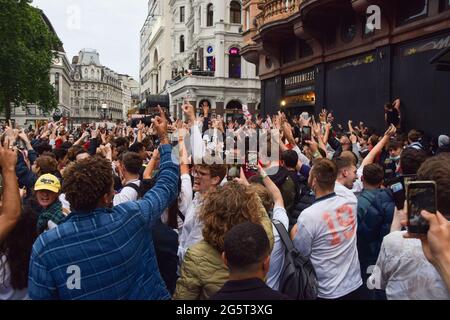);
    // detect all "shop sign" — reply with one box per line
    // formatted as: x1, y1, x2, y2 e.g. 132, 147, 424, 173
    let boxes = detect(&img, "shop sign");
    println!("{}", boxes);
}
284, 70, 315, 87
